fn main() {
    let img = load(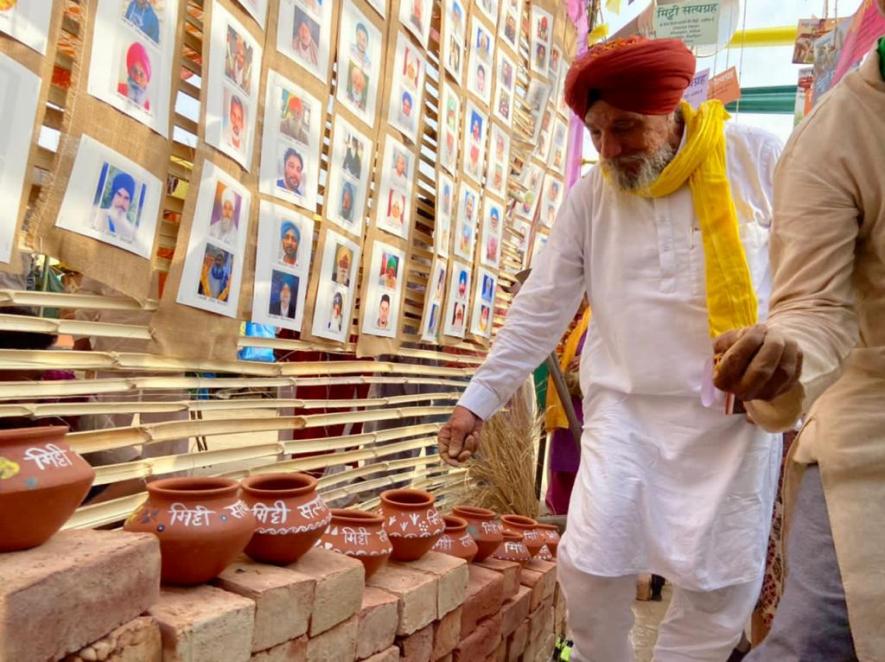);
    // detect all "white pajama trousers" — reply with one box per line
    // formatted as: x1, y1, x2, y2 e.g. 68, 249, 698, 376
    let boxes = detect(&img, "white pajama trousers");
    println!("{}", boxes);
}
557, 547, 761, 662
